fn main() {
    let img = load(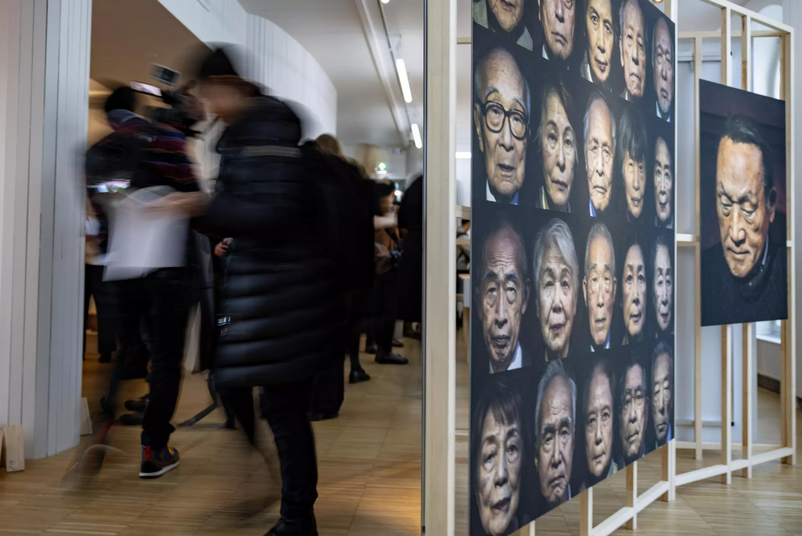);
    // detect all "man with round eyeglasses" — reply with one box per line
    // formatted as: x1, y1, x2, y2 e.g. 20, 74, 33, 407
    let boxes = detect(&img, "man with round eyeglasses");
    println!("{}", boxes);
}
474, 47, 530, 205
